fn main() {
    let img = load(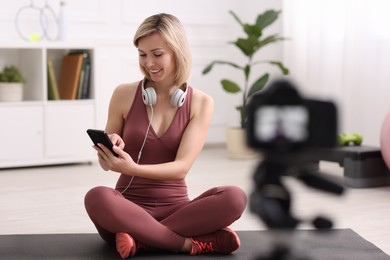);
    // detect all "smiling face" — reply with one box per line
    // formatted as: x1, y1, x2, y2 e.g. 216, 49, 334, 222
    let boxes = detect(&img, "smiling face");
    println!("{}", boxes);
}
137, 32, 176, 85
